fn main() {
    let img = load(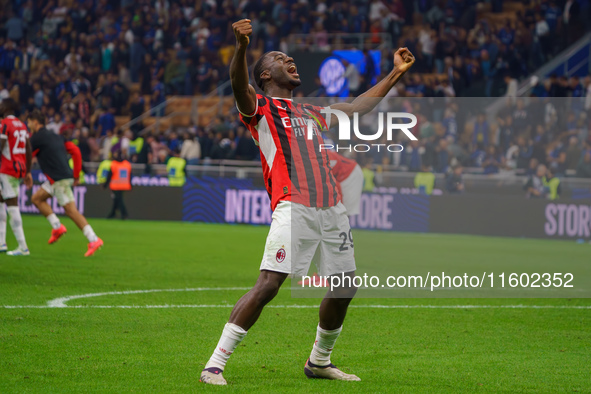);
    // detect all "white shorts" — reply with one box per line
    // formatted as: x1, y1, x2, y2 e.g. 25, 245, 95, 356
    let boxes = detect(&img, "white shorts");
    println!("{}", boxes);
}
260, 201, 356, 278
41, 179, 75, 207
0, 174, 20, 200
339, 165, 363, 216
